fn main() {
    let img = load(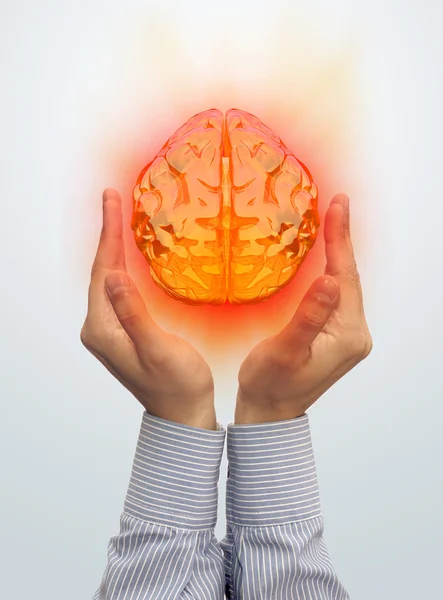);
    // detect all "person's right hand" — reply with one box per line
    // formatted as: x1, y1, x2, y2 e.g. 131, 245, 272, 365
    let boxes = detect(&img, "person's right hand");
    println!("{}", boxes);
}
235, 193, 373, 424
80, 188, 217, 430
